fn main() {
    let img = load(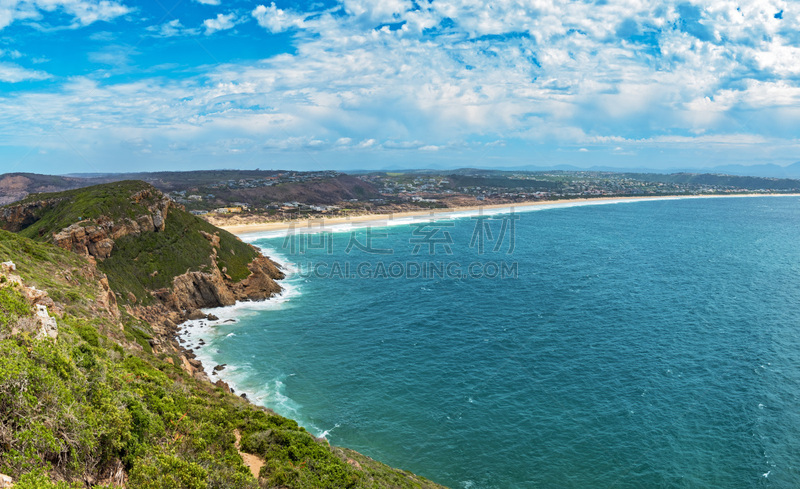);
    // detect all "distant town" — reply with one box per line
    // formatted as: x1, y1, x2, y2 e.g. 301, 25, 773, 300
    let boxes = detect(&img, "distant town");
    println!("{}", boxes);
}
159, 169, 800, 224
2, 169, 800, 225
